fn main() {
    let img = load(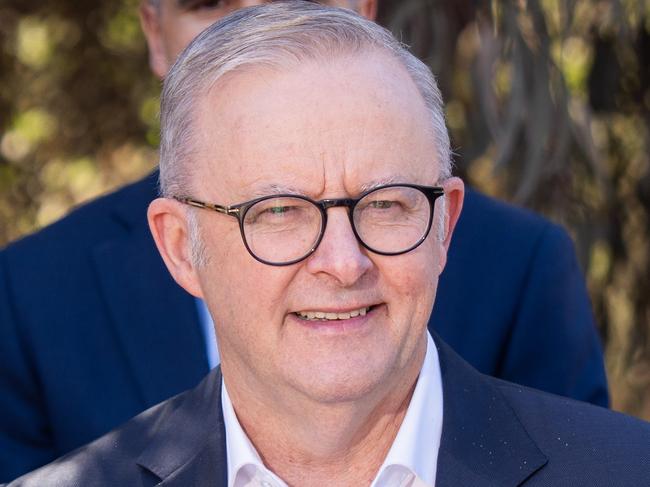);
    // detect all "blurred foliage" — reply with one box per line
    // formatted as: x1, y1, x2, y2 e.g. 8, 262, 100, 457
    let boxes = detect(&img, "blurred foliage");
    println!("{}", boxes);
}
0, 0, 158, 242
0, 0, 649, 419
